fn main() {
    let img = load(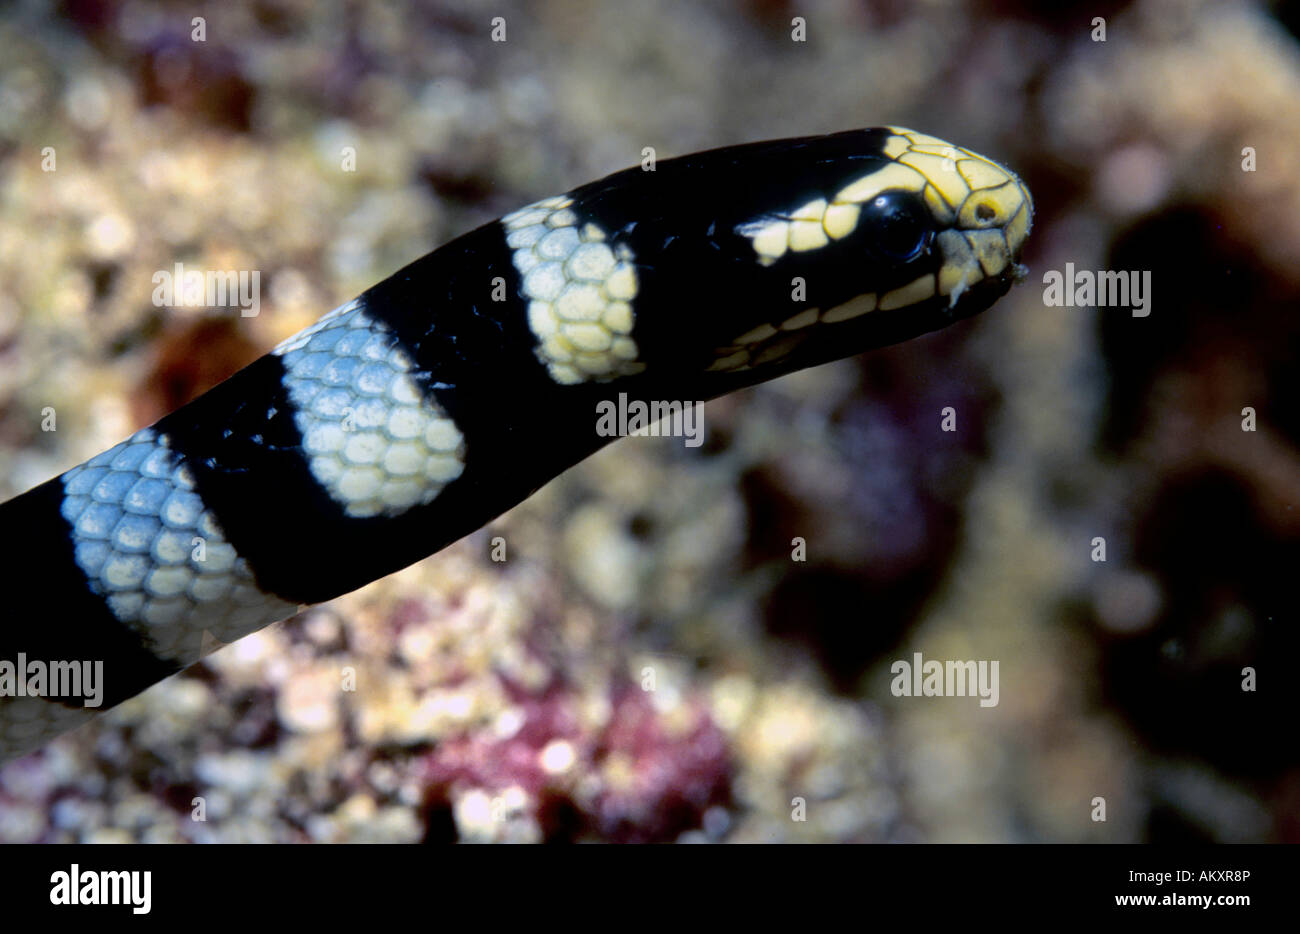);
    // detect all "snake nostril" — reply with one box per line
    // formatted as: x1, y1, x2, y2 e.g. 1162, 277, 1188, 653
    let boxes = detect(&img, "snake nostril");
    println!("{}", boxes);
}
975, 202, 996, 222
